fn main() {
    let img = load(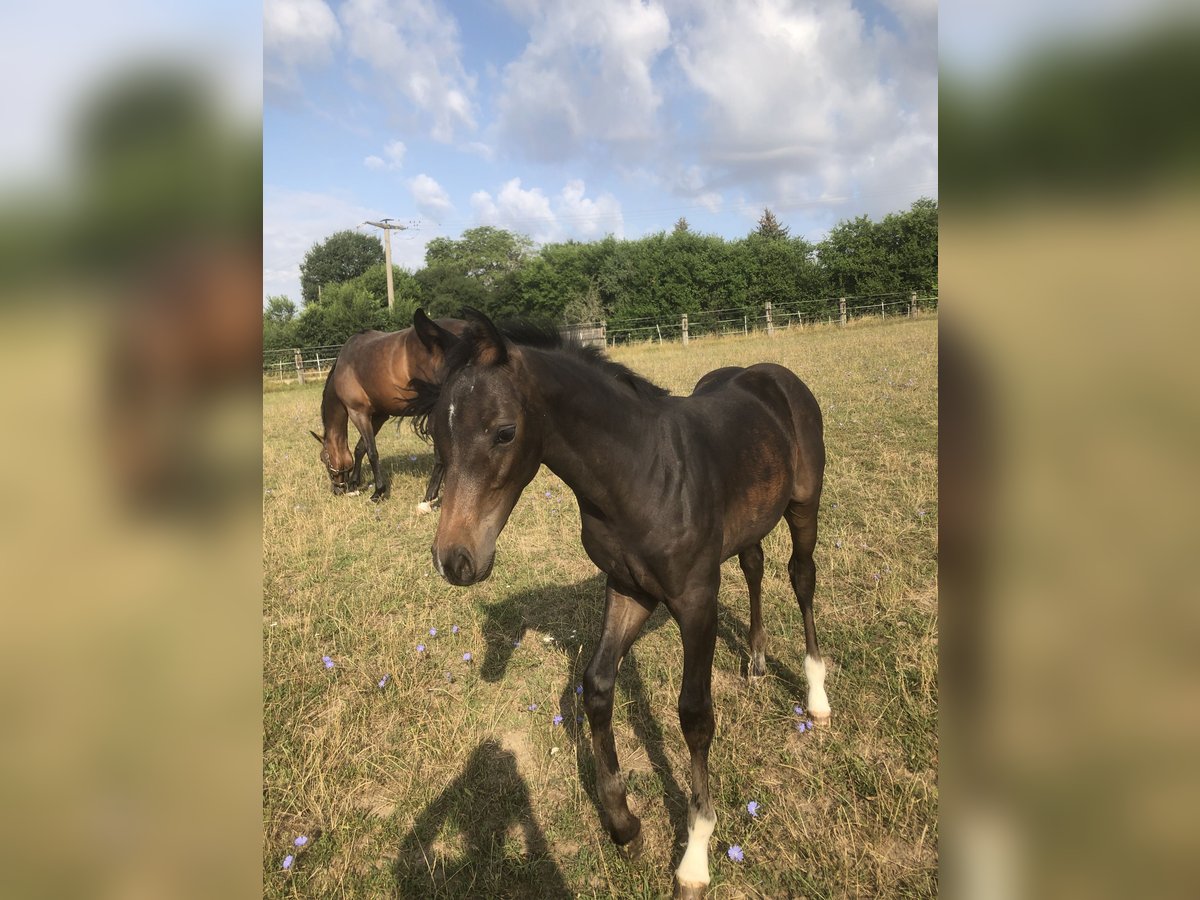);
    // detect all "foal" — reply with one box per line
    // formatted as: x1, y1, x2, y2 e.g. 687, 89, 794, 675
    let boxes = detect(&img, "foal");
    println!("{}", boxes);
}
411, 310, 829, 898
